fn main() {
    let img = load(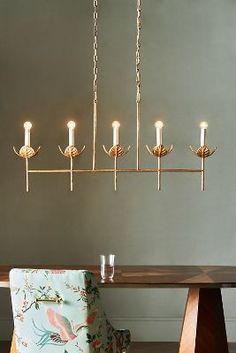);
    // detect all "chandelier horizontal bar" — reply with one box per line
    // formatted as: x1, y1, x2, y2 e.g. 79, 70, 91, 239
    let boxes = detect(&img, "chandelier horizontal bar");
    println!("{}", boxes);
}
28, 168, 203, 174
